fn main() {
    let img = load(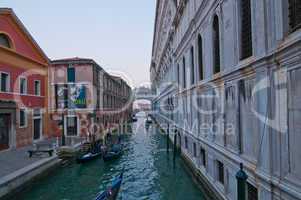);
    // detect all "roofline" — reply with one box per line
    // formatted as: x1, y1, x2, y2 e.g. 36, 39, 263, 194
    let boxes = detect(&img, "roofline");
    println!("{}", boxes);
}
0, 8, 50, 65
51, 57, 104, 71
